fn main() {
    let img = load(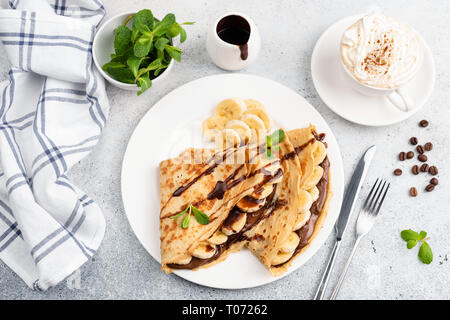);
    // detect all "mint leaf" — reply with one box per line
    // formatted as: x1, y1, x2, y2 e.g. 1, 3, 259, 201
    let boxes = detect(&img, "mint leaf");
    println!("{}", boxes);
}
167, 23, 182, 38
164, 45, 182, 62
102, 61, 126, 71
137, 73, 152, 96
181, 210, 191, 229
179, 27, 187, 43
418, 241, 433, 264
155, 38, 170, 51
133, 9, 154, 37
103, 65, 134, 84
153, 13, 176, 36
127, 55, 145, 77
407, 239, 418, 249
114, 25, 132, 55
401, 229, 420, 241
191, 206, 210, 225
134, 33, 153, 57
271, 129, 285, 145
135, 58, 162, 80
419, 231, 427, 240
